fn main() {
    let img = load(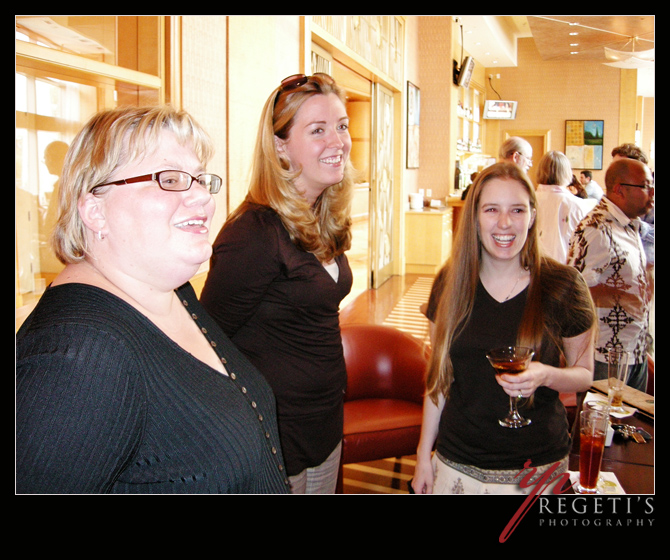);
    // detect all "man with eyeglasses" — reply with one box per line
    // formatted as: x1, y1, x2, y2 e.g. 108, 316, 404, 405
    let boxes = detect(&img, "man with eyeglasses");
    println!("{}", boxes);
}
567, 157, 654, 393
498, 136, 533, 173
612, 143, 654, 267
